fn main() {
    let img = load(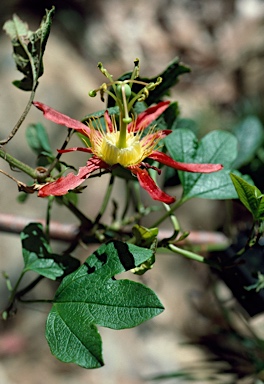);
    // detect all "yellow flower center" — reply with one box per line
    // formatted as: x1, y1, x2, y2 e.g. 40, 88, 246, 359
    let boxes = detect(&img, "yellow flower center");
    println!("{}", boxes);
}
87, 116, 160, 168
99, 132, 143, 167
